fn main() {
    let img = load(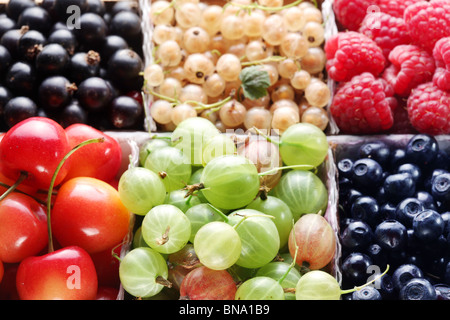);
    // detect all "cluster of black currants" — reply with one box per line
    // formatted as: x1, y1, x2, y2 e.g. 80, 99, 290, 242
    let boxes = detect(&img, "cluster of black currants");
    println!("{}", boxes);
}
337, 134, 450, 300
0, 0, 146, 131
